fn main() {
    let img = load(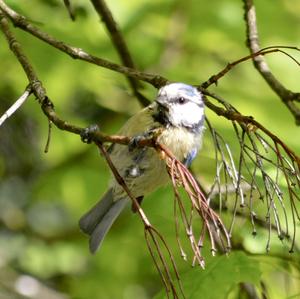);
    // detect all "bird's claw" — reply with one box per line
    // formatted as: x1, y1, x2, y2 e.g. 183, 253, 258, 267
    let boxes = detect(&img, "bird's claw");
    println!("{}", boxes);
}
128, 135, 143, 152
80, 124, 99, 144
128, 129, 161, 152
